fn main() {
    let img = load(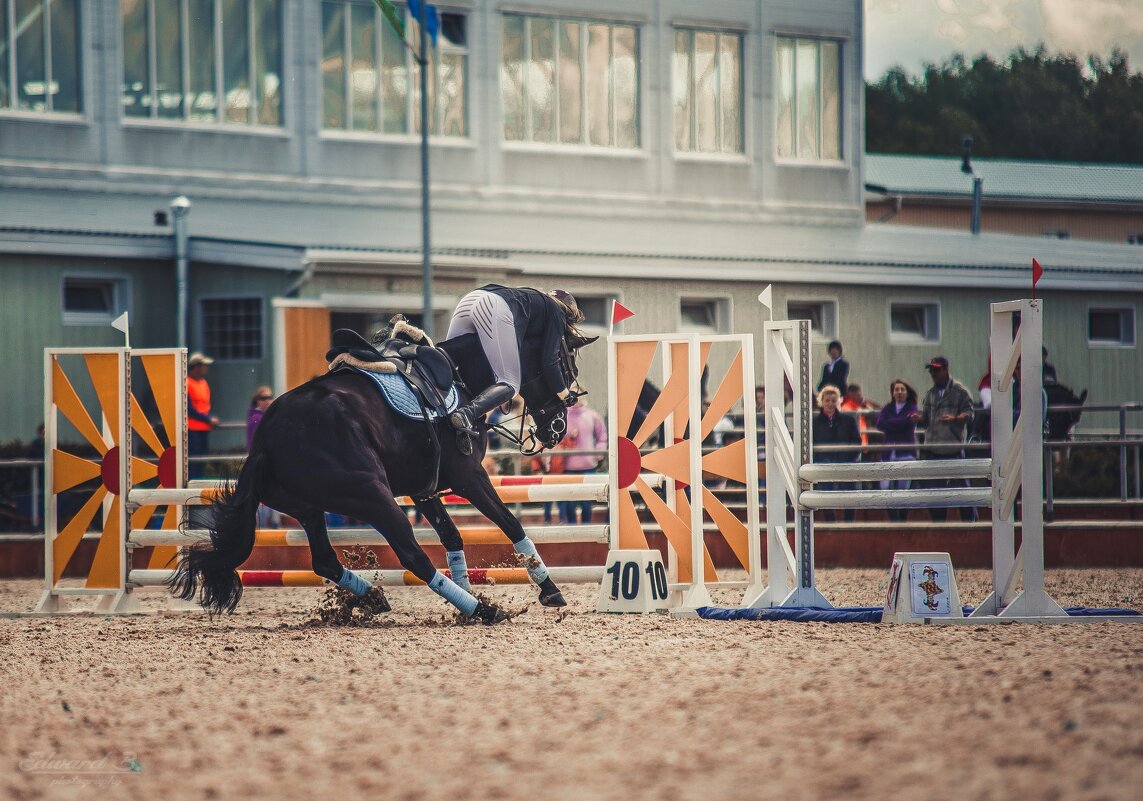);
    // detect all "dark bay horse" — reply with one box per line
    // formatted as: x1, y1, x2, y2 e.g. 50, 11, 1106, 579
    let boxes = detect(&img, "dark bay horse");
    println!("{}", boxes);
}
171, 331, 589, 624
